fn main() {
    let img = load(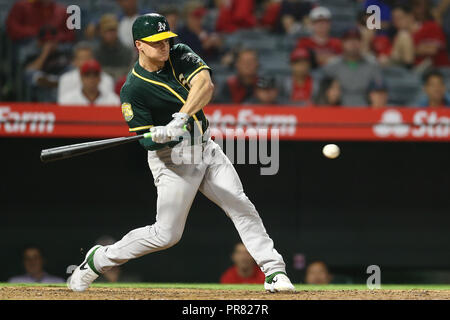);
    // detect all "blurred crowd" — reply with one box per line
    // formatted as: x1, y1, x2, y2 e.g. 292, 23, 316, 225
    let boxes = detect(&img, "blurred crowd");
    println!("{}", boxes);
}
2, 0, 450, 108
8, 242, 334, 285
